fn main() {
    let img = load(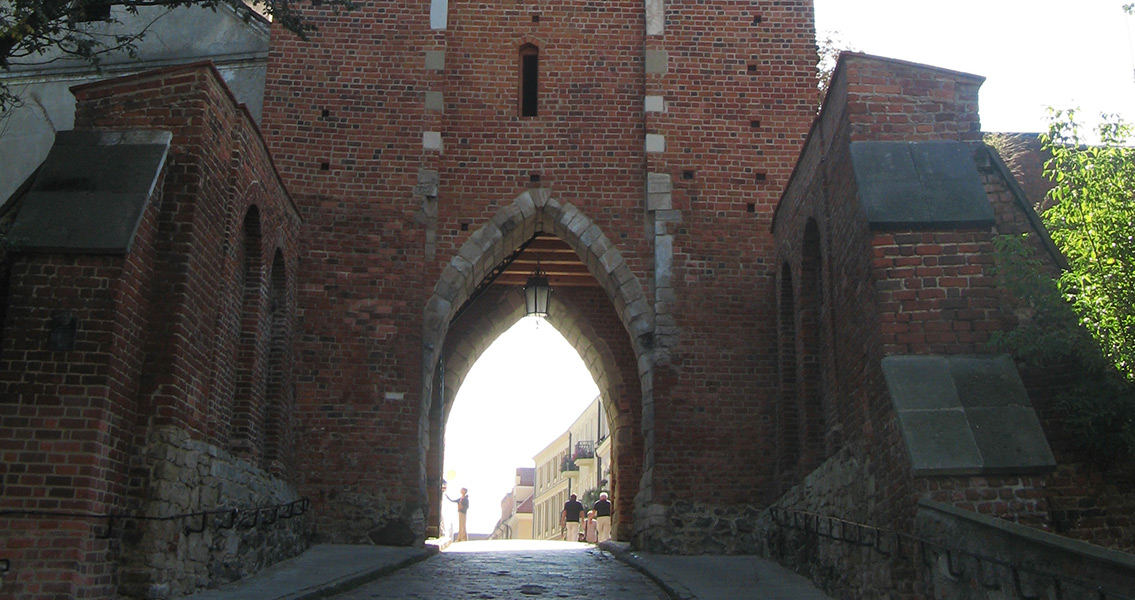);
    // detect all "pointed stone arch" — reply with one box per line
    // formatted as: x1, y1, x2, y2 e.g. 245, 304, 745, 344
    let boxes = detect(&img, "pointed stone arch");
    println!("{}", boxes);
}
420, 189, 654, 539
422, 189, 654, 407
